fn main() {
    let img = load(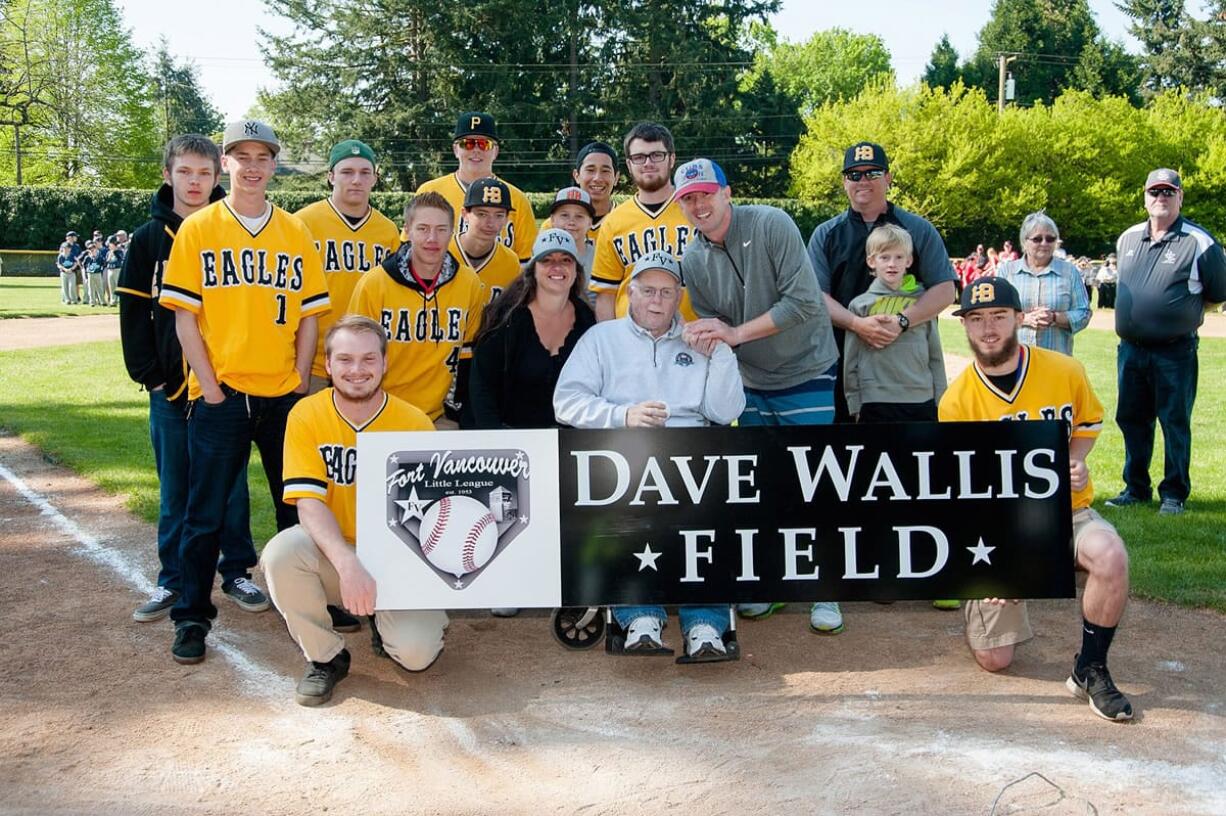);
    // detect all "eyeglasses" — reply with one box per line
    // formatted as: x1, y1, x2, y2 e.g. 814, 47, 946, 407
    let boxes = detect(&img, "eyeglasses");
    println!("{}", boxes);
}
843, 170, 885, 182
626, 151, 670, 166
1027, 235, 1059, 244
1146, 187, 1178, 198
455, 137, 494, 151
633, 285, 679, 300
